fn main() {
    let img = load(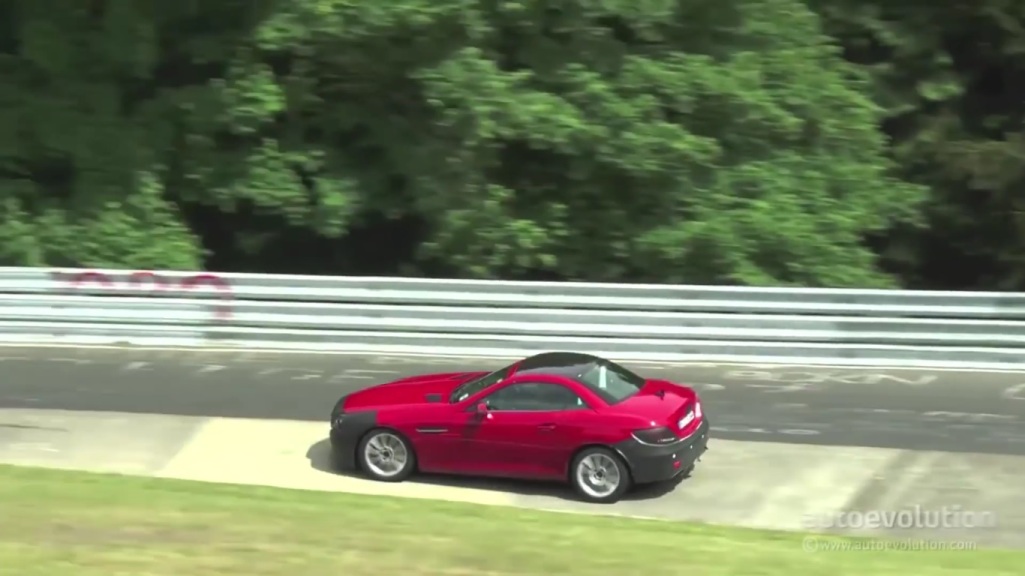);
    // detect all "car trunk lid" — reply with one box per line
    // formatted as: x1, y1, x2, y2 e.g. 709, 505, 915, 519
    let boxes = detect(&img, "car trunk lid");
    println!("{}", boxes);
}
617, 379, 698, 435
